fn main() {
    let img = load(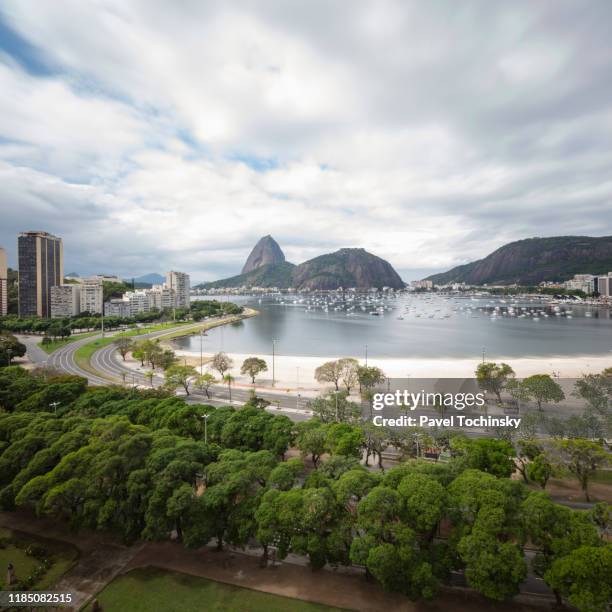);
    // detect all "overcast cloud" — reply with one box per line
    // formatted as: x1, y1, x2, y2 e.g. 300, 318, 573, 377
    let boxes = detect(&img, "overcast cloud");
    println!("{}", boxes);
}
0, 0, 611, 282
